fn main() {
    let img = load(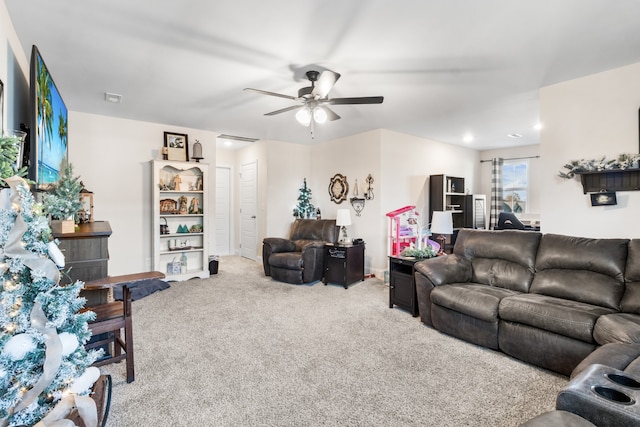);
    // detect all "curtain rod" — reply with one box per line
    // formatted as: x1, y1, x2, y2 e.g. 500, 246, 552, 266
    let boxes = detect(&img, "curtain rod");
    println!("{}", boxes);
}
480, 155, 540, 163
